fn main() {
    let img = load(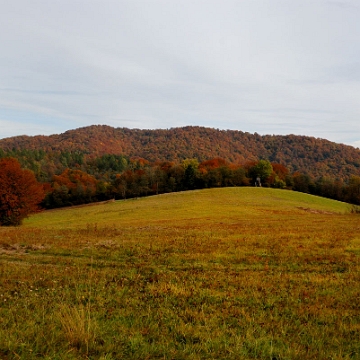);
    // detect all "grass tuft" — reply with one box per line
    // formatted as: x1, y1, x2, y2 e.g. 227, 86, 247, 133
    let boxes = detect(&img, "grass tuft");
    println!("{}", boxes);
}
57, 304, 97, 353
